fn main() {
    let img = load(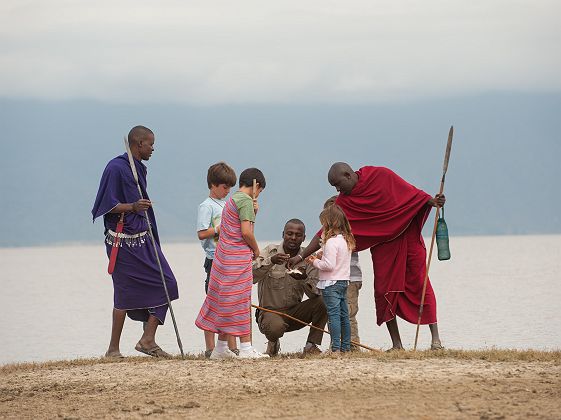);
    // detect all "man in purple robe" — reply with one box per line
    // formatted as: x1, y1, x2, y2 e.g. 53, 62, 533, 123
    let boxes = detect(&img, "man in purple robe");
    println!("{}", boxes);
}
92, 126, 179, 358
